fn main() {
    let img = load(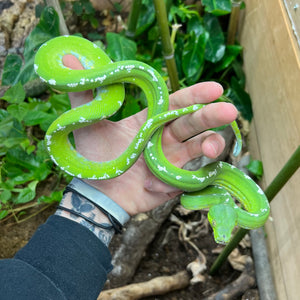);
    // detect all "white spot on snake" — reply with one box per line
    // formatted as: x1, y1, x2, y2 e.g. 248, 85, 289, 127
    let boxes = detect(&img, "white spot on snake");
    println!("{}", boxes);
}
130, 153, 136, 159
95, 75, 107, 83
67, 83, 79, 87
209, 170, 217, 177
50, 155, 58, 166
257, 186, 264, 195
125, 65, 135, 72
116, 170, 124, 175
45, 135, 51, 145
147, 141, 154, 148
48, 79, 56, 85
192, 175, 205, 182
56, 124, 66, 131
144, 119, 153, 130
158, 98, 164, 105
135, 138, 144, 149
79, 117, 86, 123
99, 174, 110, 179
147, 68, 158, 82
176, 175, 182, 180
244, 173, 252, 181
34, 64, 38, 72
157, 165, 167, 172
